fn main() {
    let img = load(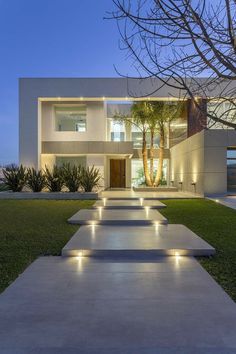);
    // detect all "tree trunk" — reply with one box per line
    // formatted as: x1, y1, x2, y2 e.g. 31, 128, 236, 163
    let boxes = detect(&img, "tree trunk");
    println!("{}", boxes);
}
154, 128, 164, 187
142, 131, 152, 186
149, 129, 154, 185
